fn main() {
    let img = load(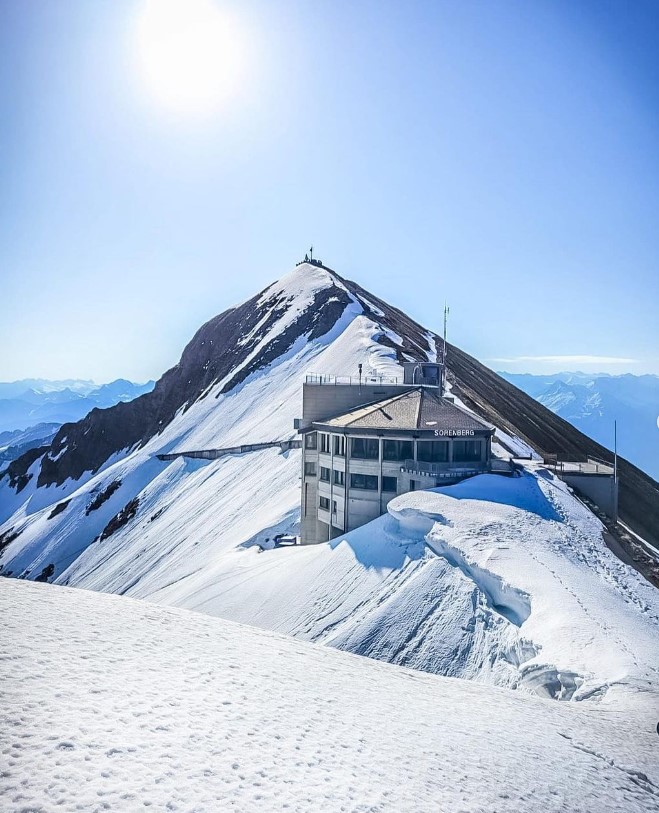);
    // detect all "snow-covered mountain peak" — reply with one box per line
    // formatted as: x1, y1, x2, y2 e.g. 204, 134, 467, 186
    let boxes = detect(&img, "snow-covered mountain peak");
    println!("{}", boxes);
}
260, 261, 347, 305
1, 261, 658, 652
